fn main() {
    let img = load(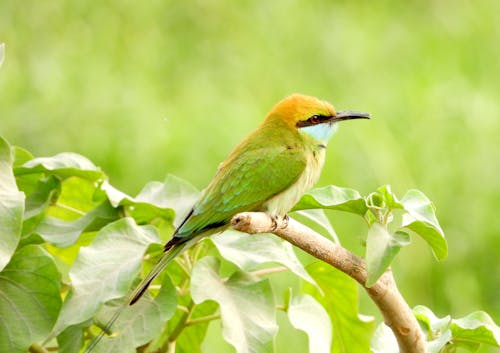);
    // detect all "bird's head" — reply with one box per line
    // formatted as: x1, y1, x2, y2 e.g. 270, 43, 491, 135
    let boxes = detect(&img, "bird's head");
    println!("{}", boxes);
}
266, 94, 370, 143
